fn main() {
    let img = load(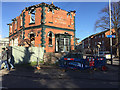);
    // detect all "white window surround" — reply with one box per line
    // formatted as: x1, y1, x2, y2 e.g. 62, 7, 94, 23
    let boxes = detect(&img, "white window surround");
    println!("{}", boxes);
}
10, 25, 12, 33
30, 14, 35, 23
70, 14, 72, 19
15, 21, 17, 29
52, 10, 54, 14
14, 38, 18, 46
29, 9, 36, 23
47, 31, 54, 38
47, 9, 49, 13
20, 16, 23, 26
